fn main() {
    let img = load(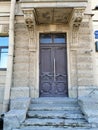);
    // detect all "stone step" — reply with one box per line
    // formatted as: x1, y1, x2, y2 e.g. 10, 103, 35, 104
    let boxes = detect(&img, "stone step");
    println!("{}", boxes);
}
23, 118, 91, 128
31, 97, 78, 104
27, 110, 84, 119
29, 103, 80, 111
13, 126, 97, 130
